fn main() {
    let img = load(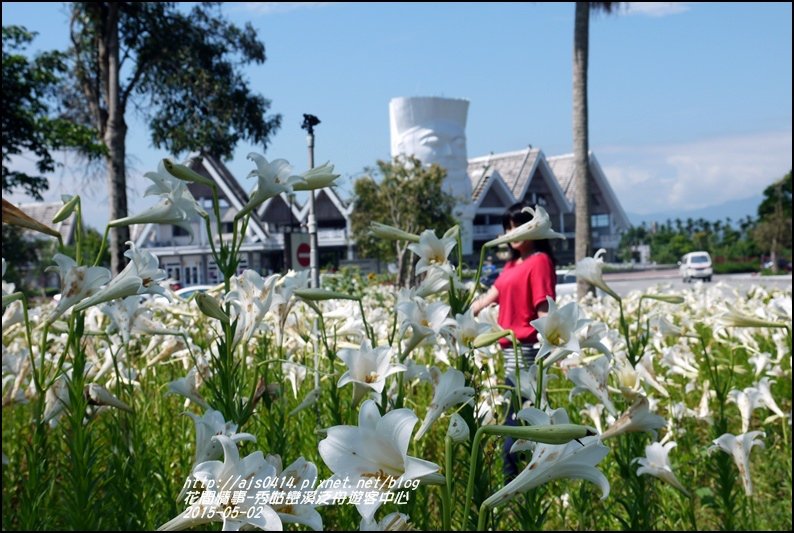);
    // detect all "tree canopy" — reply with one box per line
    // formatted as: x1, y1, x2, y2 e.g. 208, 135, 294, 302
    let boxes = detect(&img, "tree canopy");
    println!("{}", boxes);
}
2, 25, 102, 200
66, 2, 282, 273
351, 155, 458, 284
